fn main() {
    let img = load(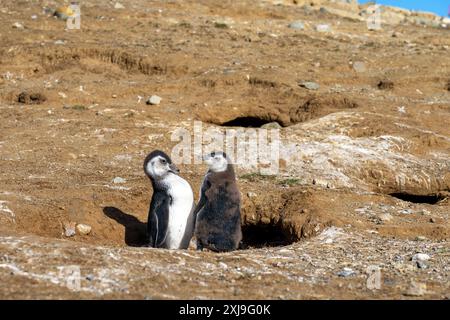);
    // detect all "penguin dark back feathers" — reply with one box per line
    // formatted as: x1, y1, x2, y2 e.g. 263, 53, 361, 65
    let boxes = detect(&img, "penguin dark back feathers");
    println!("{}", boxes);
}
194, 151, 242, 252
